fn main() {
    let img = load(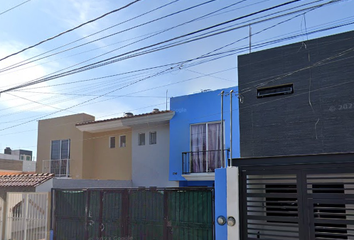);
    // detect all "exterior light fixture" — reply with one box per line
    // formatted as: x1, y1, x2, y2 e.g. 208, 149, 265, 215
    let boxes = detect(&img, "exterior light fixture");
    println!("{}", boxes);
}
217, 216, 227, 226
227, 216, 236, 226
